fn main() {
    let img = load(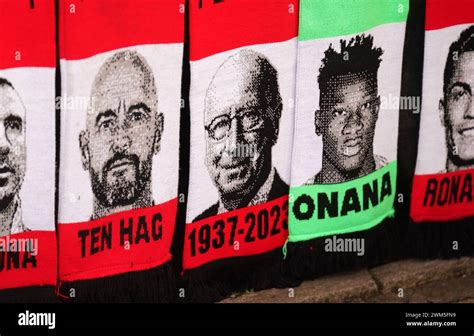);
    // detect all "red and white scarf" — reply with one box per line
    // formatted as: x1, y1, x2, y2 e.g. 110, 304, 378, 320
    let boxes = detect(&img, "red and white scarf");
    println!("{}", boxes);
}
0, 0, 57, 295
57, 0, 184, 301
183, 0, 298, 301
